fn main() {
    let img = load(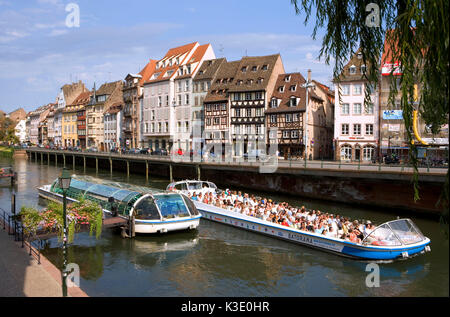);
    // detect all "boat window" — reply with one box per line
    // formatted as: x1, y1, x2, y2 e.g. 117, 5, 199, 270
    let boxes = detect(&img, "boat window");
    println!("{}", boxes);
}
202, 182, 210, 188
175, 183, 188, 191
362, 224, 402, 246
133, 197, 161, 220
187, 182, 202, 190
154, 194, 191, 219
207, 182, 217, 189
181, 194, 200, 216
388, 219, 424, 245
